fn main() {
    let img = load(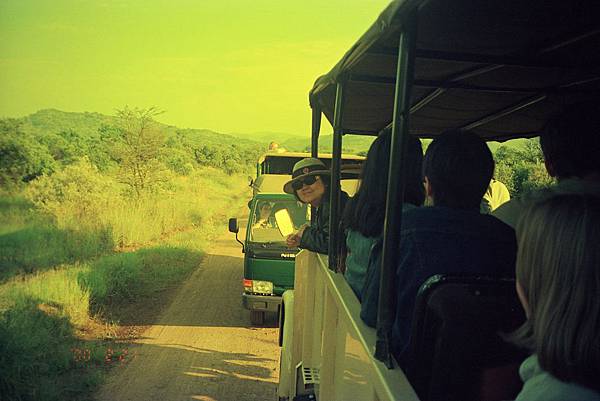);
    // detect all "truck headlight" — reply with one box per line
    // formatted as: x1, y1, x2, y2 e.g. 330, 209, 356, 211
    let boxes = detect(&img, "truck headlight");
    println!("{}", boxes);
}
252, 280, 274, 295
